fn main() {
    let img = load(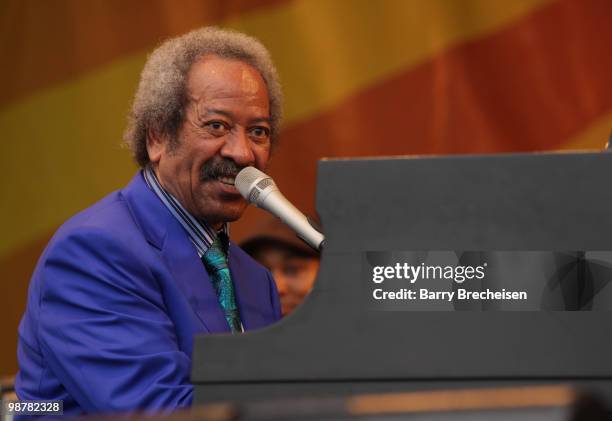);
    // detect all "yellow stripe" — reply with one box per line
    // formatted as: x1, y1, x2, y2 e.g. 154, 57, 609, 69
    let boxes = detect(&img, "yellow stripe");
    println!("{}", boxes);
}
227, 0, 551, 124
0, 58, 141, 257
0, 0, 550, 257
556, 110, 612, 151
